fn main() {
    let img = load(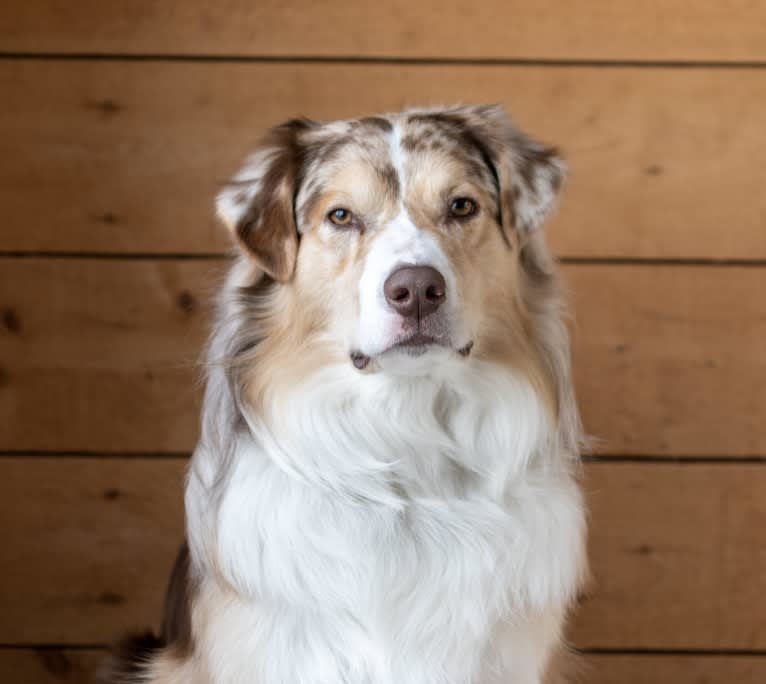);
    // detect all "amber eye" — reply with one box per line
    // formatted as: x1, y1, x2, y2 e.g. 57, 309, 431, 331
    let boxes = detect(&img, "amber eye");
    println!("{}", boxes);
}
328, 207, 353, 226
449, 197, 477, 219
